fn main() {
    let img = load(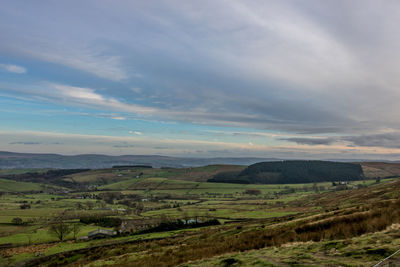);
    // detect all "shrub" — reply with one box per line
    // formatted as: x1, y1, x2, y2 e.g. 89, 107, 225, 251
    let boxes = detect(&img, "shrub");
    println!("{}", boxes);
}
244, 189, 261, 195
11, 217, 23, 225
79, 216, 122, 228
20, 203, 31, 209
